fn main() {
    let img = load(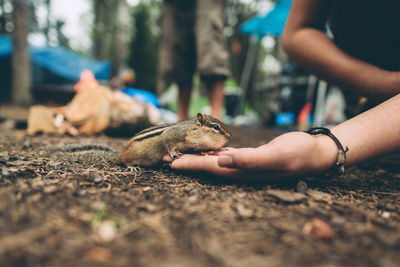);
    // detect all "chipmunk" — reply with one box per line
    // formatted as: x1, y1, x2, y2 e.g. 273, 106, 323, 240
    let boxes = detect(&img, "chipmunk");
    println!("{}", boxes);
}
50, 113, 232, 167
